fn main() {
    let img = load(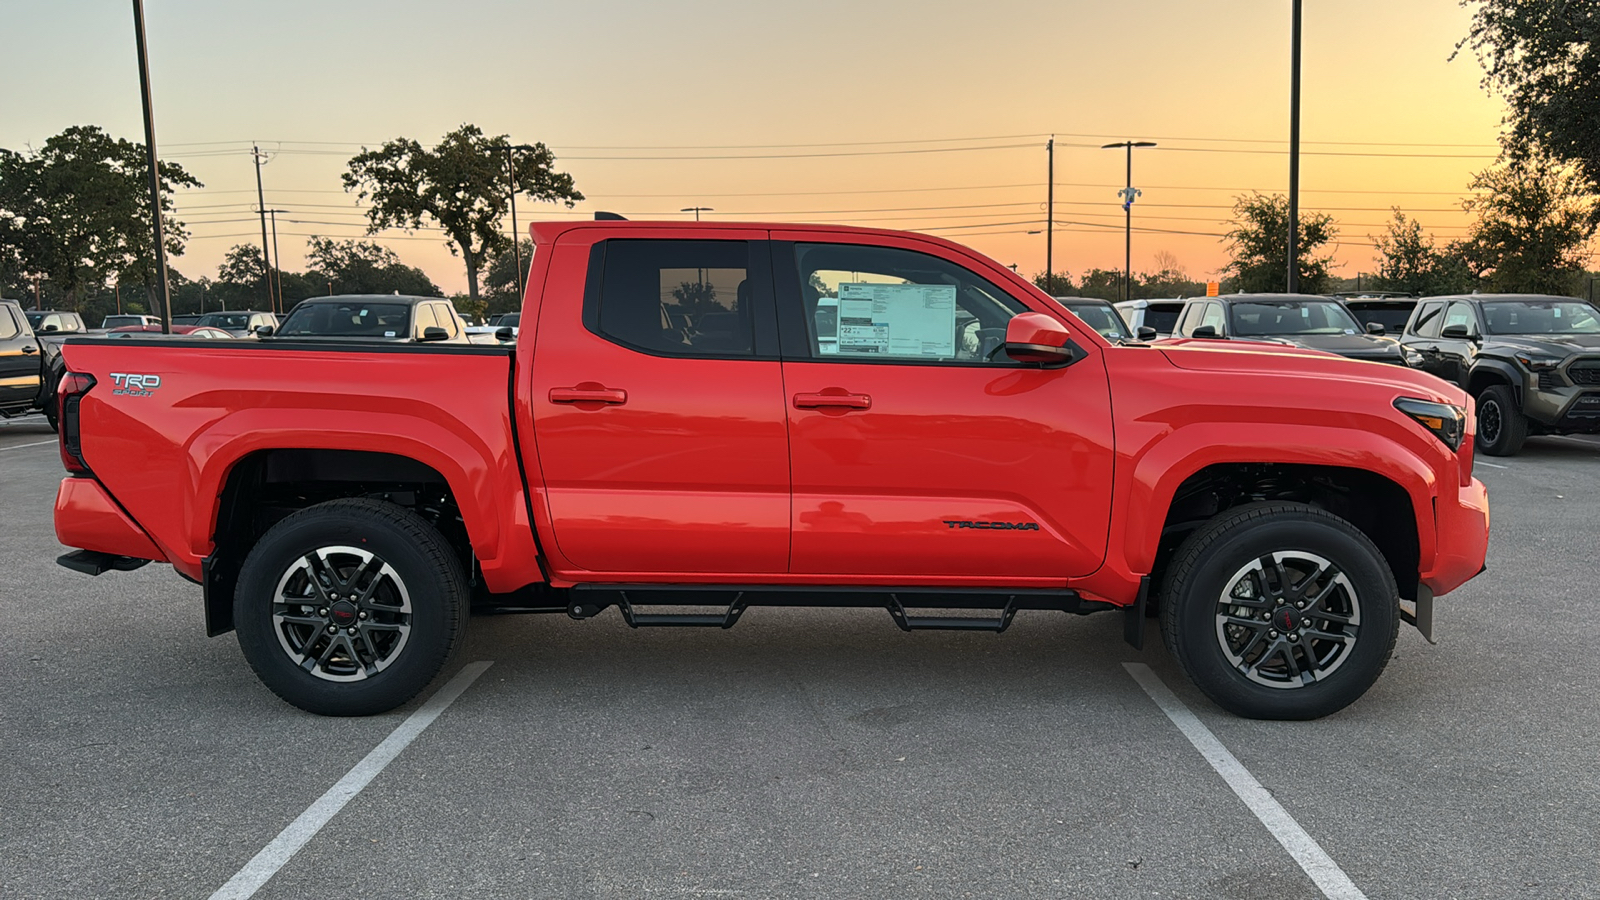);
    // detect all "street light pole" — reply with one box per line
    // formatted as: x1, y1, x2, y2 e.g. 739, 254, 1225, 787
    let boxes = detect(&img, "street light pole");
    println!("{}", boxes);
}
1102, 140, 1157, 302
1287, 0, 1303, 293
1046, 136, 1054, 290
131, 0, 171, 334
